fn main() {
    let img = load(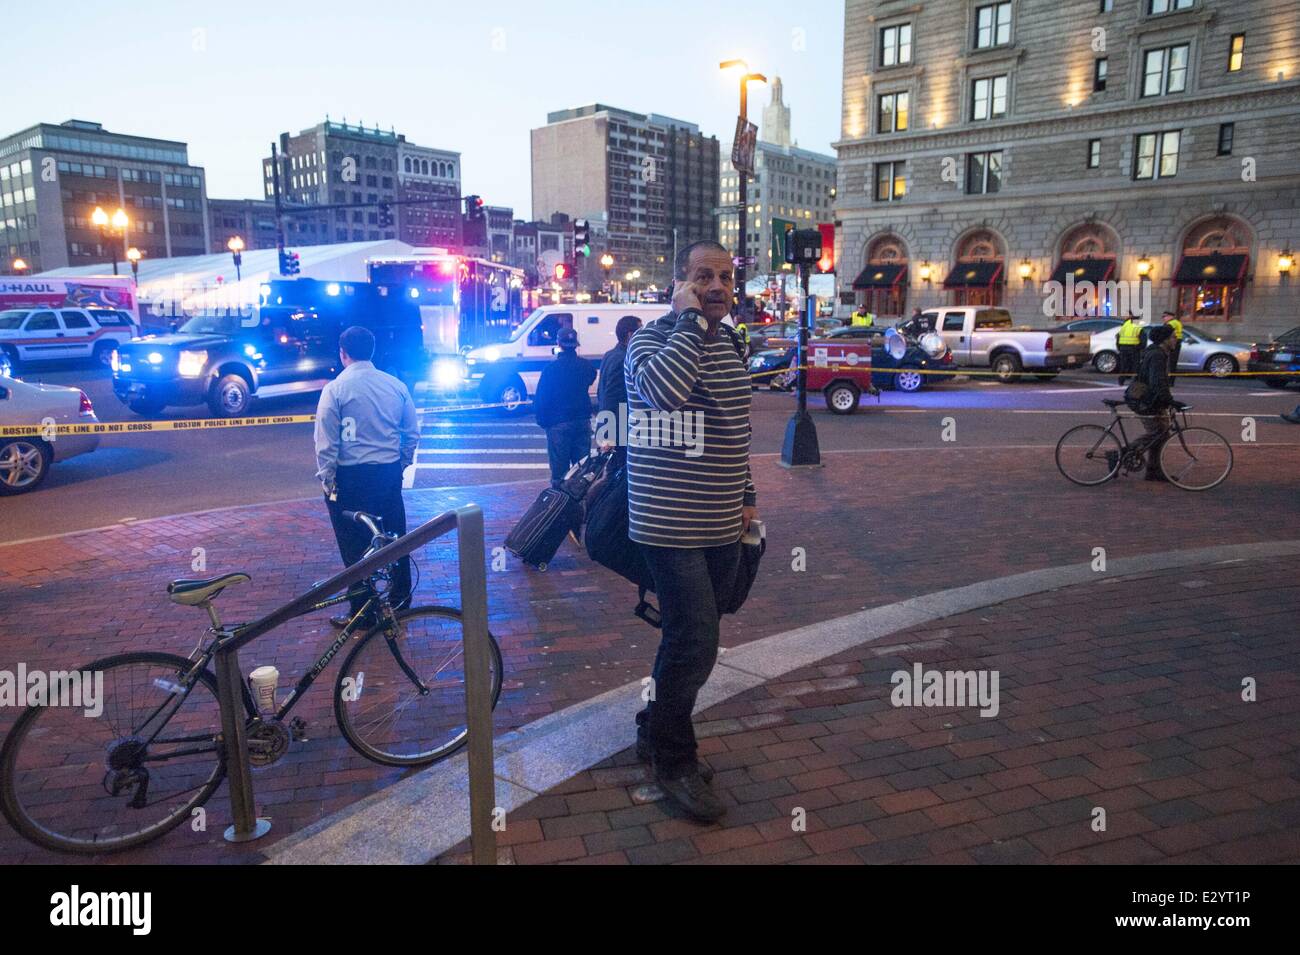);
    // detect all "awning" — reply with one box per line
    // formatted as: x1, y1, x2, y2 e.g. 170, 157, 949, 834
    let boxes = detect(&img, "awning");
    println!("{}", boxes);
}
1173, 252, 1249, 286
851, 263, 907, 289
943, 261, 1004, 288
1050, 257, 1115, 285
